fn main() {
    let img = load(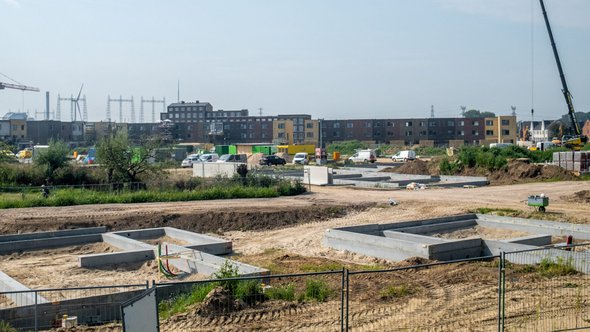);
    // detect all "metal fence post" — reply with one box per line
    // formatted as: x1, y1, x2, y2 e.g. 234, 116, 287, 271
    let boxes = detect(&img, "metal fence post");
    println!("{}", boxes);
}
345, 268, 350, 331
500, 252, 506, 332
340, 268, 345, 332
34, 290, 38, 332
